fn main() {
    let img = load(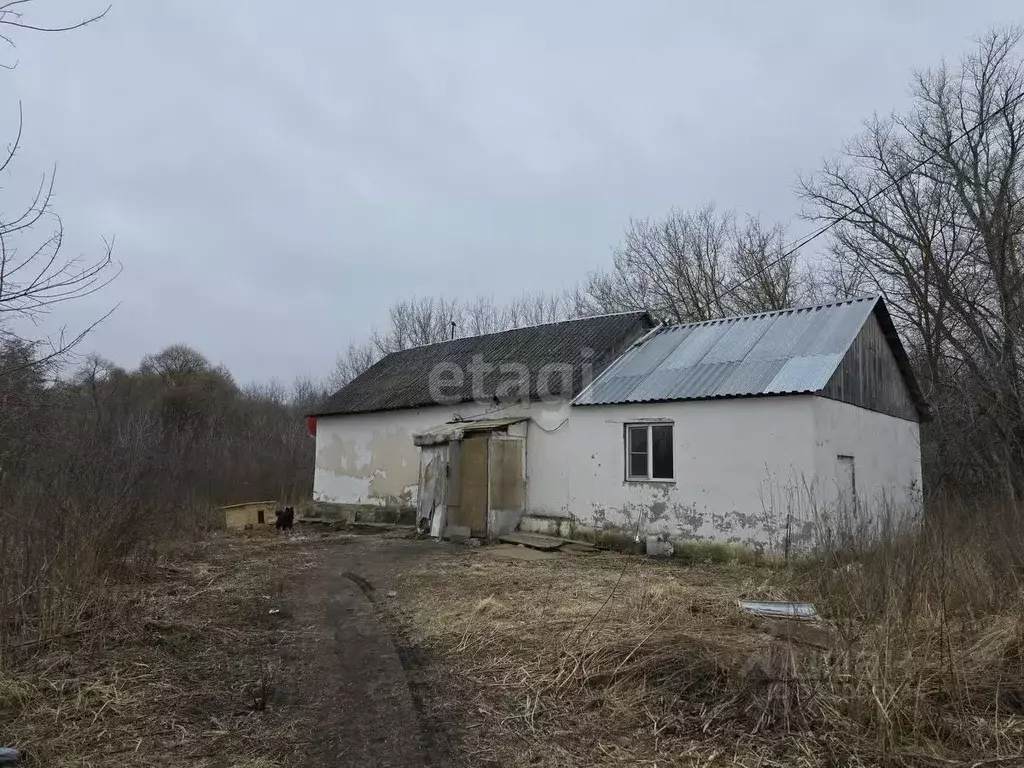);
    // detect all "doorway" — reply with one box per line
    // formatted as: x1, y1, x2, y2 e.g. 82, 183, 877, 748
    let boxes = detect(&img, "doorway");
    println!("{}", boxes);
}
837, 455, 856, 509
451, 434, 489, 537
